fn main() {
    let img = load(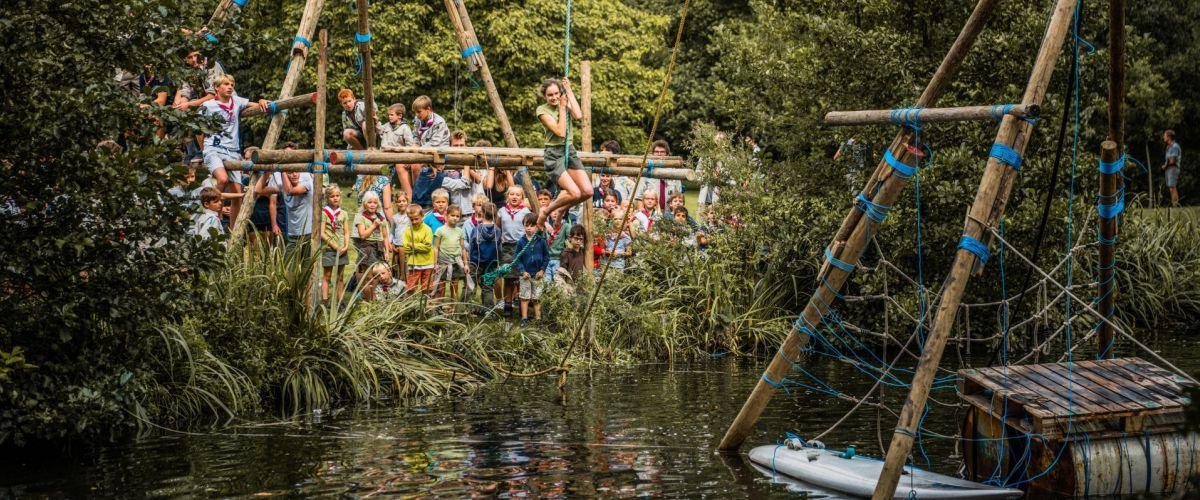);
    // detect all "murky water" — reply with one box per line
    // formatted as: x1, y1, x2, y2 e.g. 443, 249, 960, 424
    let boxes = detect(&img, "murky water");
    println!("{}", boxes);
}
4, 330, 1198, 498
